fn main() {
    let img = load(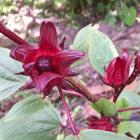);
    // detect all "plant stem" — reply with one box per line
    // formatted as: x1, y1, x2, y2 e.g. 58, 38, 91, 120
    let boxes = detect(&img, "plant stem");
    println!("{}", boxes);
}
58, 87, 78, 135
65, 77, 112, 102
113, 69, 138, 103
118, 107, 140, 113
0, 22, 29, 45
113, 89, 119, 102
112, 115, 120, 125
113, 86, 125, 102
